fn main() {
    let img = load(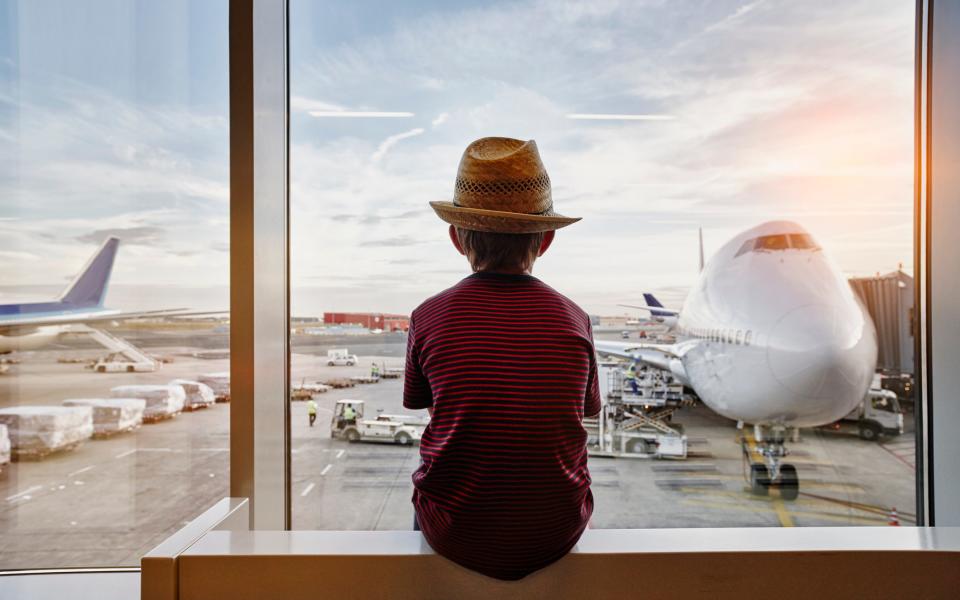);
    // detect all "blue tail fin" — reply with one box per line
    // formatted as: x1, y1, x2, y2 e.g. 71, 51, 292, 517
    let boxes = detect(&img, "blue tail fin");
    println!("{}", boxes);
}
642, 293, 671, 317
59, 237, 119, 307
